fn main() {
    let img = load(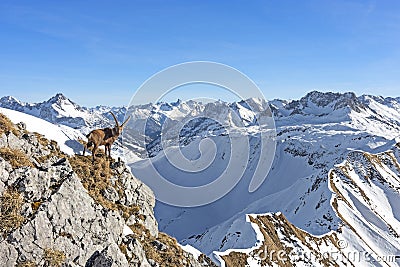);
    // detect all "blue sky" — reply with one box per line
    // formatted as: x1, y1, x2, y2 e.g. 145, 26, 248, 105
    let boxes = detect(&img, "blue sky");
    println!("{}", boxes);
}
0, 0, 399, 106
